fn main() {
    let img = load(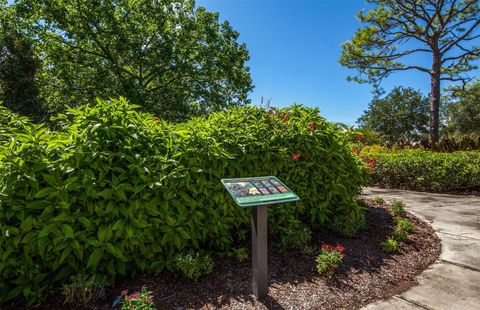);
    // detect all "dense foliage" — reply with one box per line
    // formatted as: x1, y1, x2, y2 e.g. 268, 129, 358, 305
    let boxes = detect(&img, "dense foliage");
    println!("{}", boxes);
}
357, 87, 430, 144
0, 99, 367, 303
445, 80, 480, 138
0, 3, 44, 120
1, 0, 252, 121
362, 149, 480, 192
